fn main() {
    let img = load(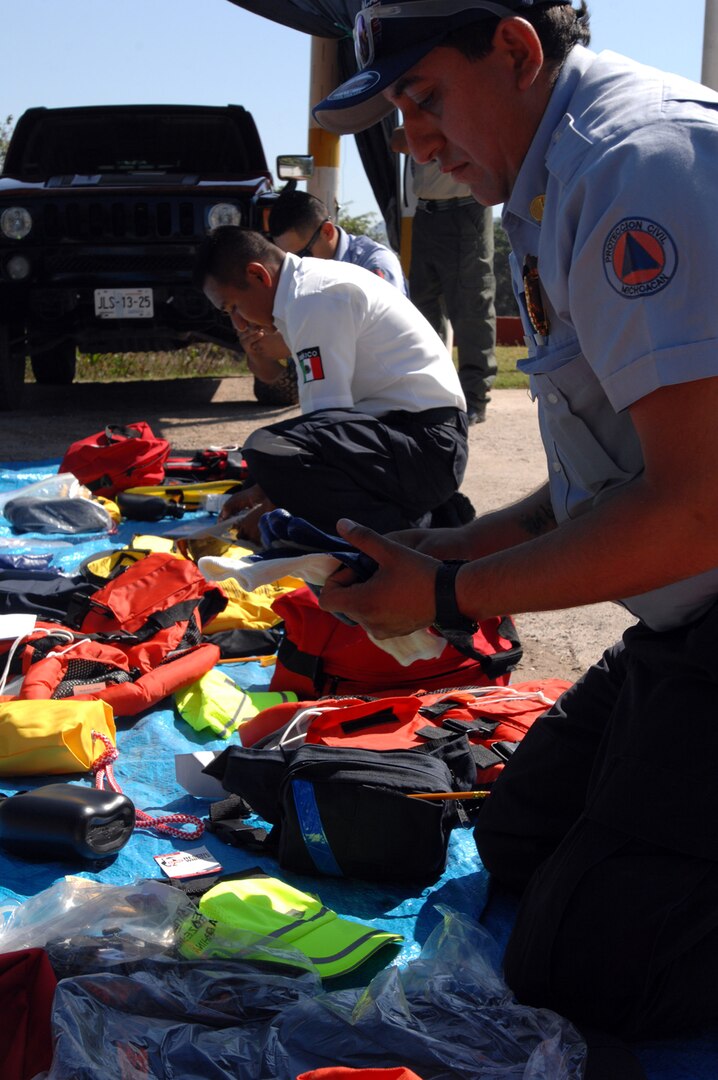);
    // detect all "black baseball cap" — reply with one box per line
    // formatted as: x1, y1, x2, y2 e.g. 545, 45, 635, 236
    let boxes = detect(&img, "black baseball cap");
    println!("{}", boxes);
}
313, 0, 571, 134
